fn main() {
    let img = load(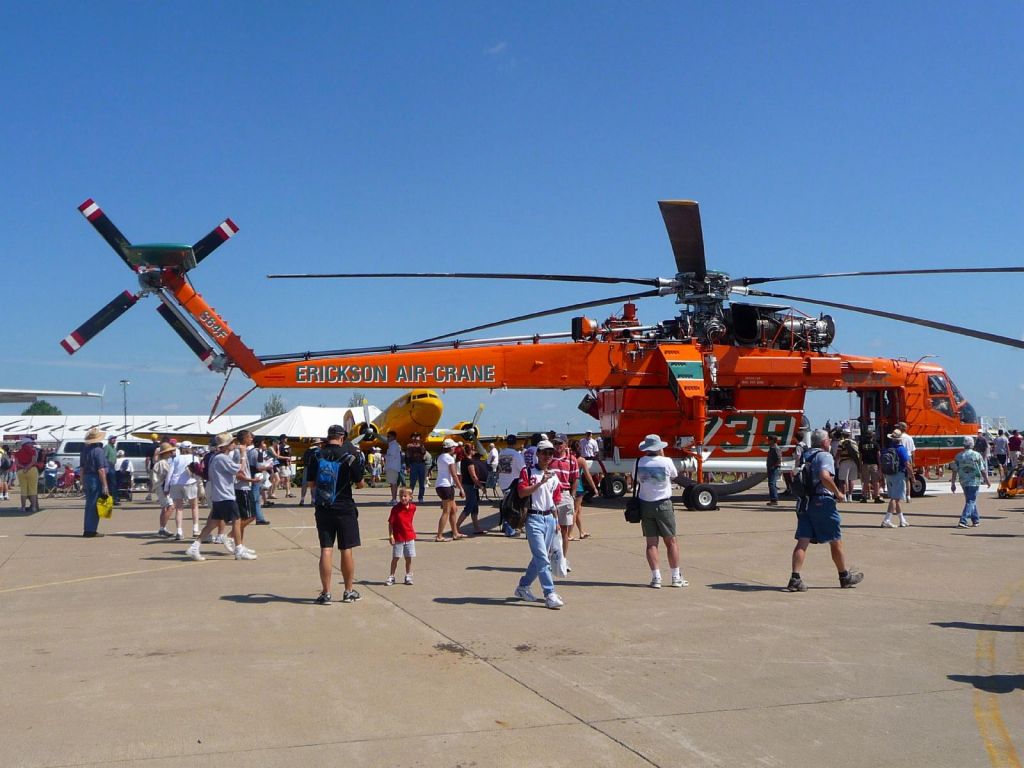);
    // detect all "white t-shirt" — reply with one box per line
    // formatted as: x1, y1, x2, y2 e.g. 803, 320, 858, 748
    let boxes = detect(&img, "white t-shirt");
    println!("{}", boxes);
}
497, 448, 525, 490
899, 433, 916, 456
385, 440, 403, 472
436, 452, 456, 488
522, 466, 560, 512
488, 447, 499, 469
580, 437, 598, 459
166, 453, 196, 488
636, 455, 678, 502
